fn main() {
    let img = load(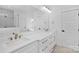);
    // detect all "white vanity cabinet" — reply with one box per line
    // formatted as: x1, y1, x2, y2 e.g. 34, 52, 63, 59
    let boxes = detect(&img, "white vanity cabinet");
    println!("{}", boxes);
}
38, 33, 55, 53
13, 41, 38, 53
11, 32, 56, 53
